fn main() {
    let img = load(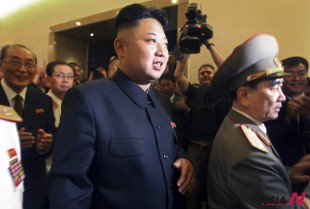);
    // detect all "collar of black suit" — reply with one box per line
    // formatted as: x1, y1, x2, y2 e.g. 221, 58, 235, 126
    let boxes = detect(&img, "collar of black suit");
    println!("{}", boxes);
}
111, 69, 157, 109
